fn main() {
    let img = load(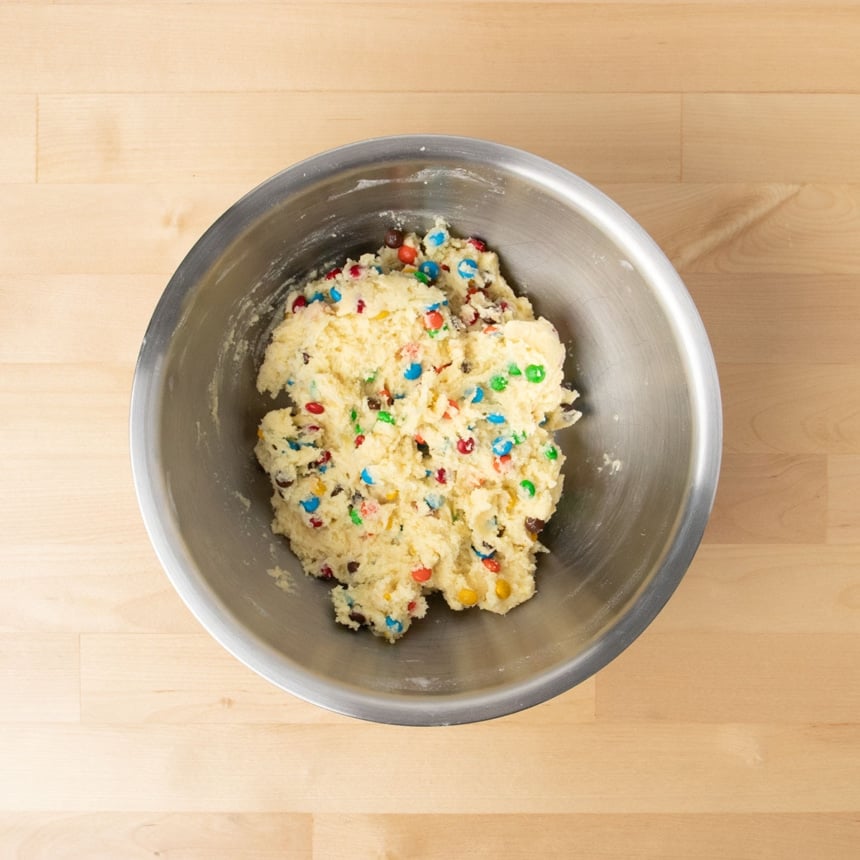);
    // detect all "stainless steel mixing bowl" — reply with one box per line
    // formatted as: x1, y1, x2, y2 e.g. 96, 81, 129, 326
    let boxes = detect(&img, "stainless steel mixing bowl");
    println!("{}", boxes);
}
130, 136, 721, 725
